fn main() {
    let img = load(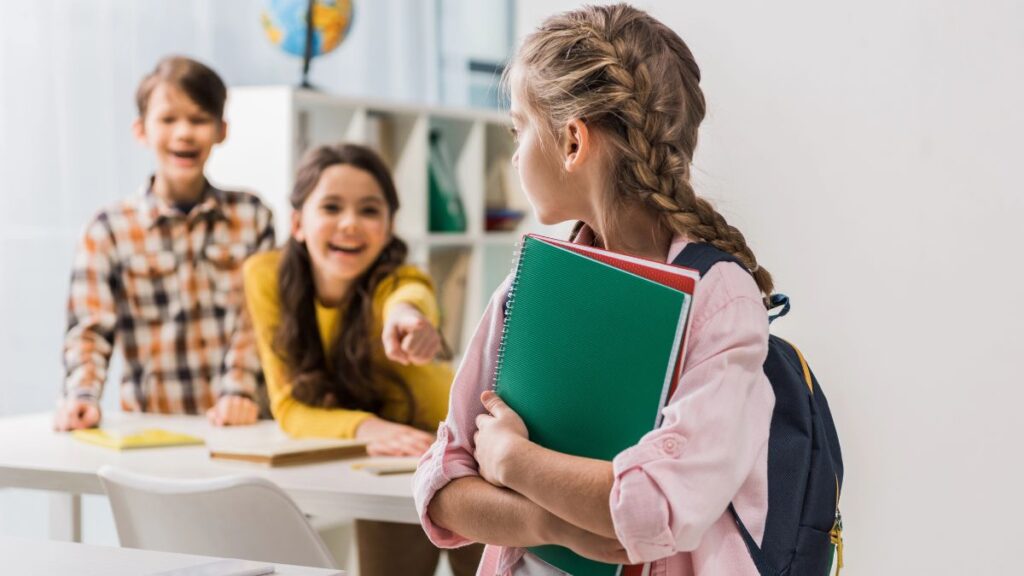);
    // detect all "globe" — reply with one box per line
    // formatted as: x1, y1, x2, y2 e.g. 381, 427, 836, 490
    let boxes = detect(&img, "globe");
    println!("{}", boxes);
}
261, 0, 354, 58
